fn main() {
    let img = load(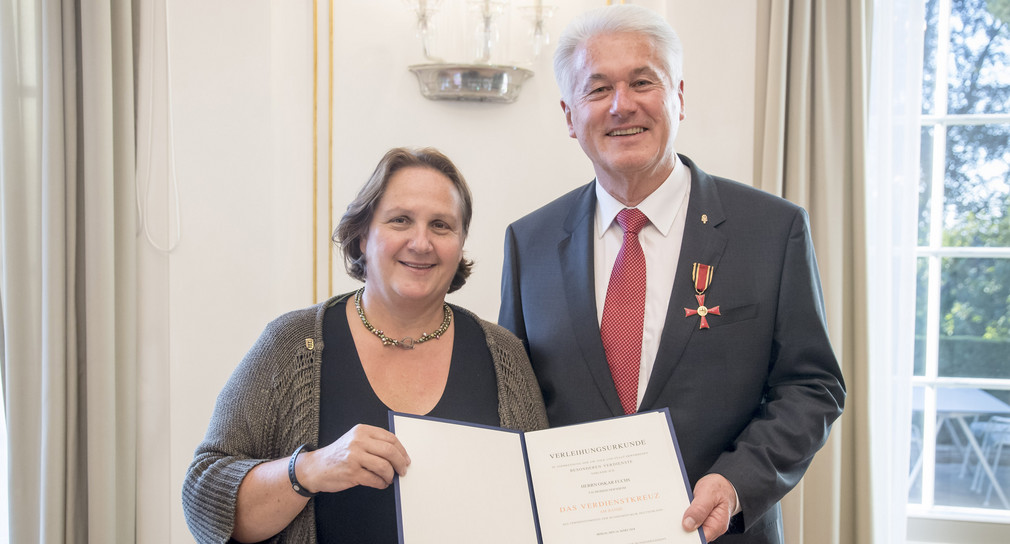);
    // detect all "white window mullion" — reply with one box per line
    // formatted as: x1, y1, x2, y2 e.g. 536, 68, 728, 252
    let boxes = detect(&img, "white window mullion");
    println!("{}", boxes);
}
920, 0, 952, 511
